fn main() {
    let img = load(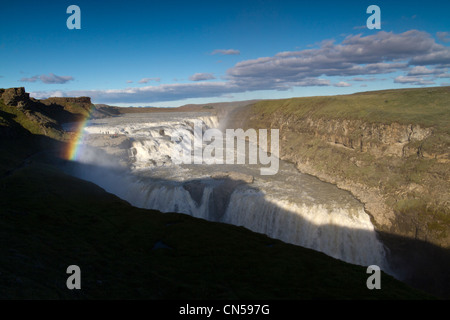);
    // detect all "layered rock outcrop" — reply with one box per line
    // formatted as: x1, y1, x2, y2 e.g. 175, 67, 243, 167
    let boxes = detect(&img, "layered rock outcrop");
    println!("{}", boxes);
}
0, 87, 30, 107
